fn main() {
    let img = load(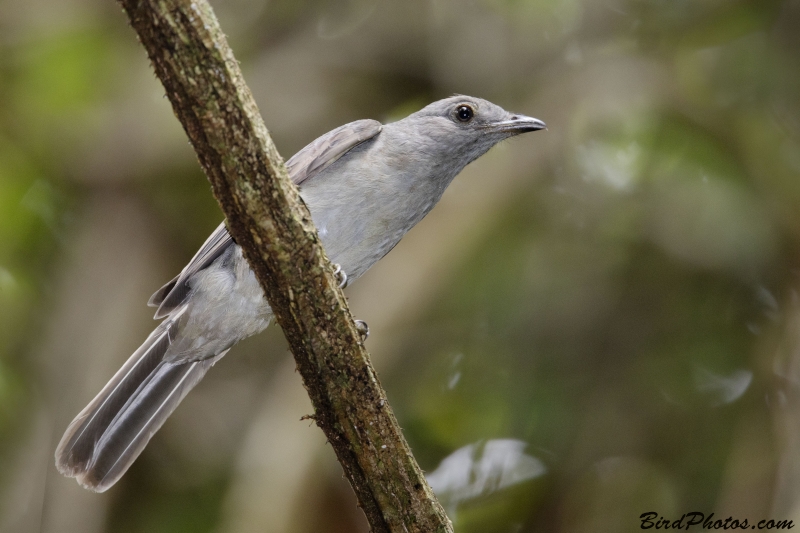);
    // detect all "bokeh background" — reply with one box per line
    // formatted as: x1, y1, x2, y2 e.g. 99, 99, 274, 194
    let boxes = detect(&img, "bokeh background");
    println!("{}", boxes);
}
2, 0, 800, 531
